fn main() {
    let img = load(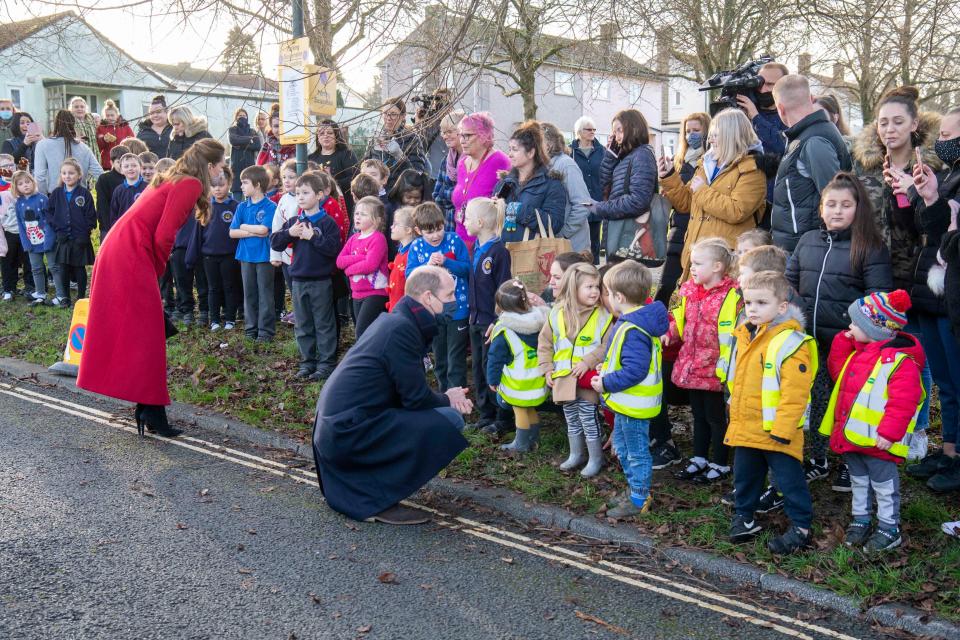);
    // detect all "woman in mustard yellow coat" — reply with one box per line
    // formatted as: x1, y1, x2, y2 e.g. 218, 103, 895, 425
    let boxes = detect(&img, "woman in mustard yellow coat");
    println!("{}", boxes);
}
658, 108, 771, 282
